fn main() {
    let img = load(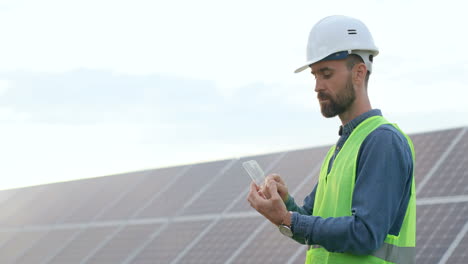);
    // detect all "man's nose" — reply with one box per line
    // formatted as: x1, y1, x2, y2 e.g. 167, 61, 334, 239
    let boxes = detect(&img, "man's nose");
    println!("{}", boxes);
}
314, 80, 325, 93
